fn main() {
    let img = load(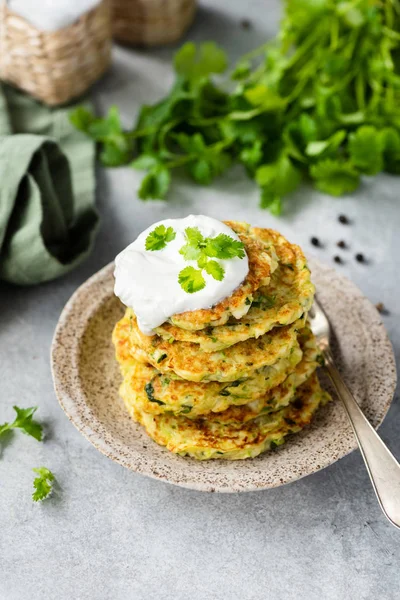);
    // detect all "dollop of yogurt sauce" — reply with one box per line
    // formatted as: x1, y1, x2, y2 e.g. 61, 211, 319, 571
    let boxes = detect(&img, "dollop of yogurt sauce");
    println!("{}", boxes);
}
114, 215, 249, 335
